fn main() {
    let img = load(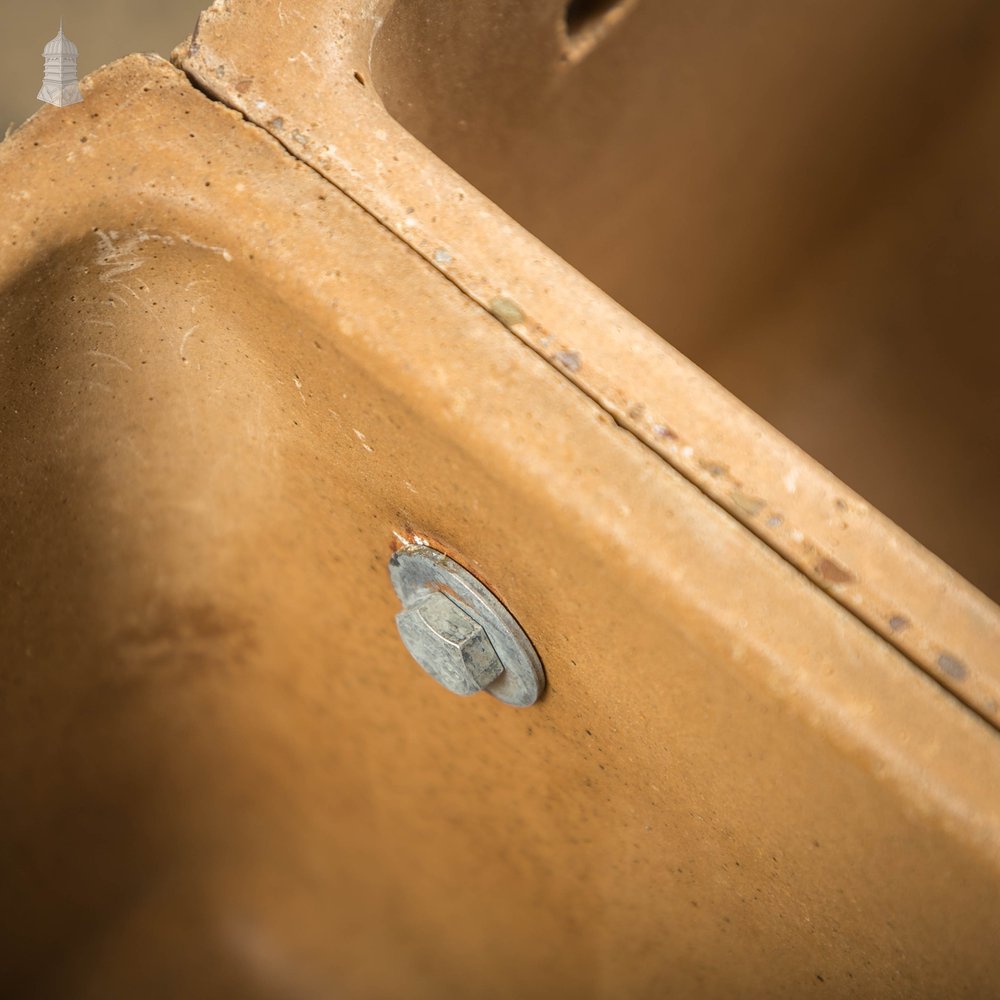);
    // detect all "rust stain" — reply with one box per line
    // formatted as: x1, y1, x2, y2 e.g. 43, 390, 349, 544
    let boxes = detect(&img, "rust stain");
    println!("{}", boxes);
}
816, 557, 855, 585
392, 526, 445, 555
392, 528, 499, 600
428, 580, 463, 605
